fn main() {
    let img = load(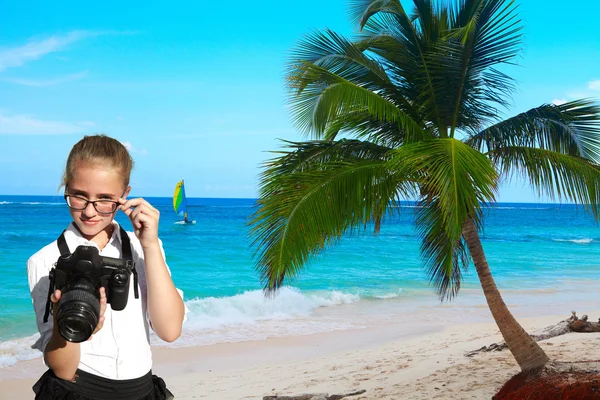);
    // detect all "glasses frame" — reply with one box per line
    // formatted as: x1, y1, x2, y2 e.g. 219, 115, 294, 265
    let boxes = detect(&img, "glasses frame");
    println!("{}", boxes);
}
64, 194, 120, 215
